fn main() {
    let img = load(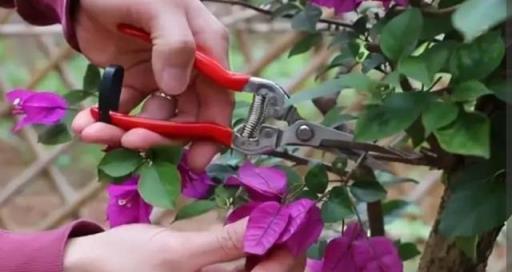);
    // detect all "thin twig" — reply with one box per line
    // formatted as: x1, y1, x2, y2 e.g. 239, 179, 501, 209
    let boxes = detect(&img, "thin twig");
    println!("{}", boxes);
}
269, 150, 336, 173
202, 0, 354, 29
